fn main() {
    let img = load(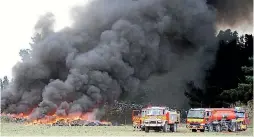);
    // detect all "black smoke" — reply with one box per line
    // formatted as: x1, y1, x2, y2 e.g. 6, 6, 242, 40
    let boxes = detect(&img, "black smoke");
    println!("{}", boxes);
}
1, 0, 218, 119
206, 0, 253, 28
